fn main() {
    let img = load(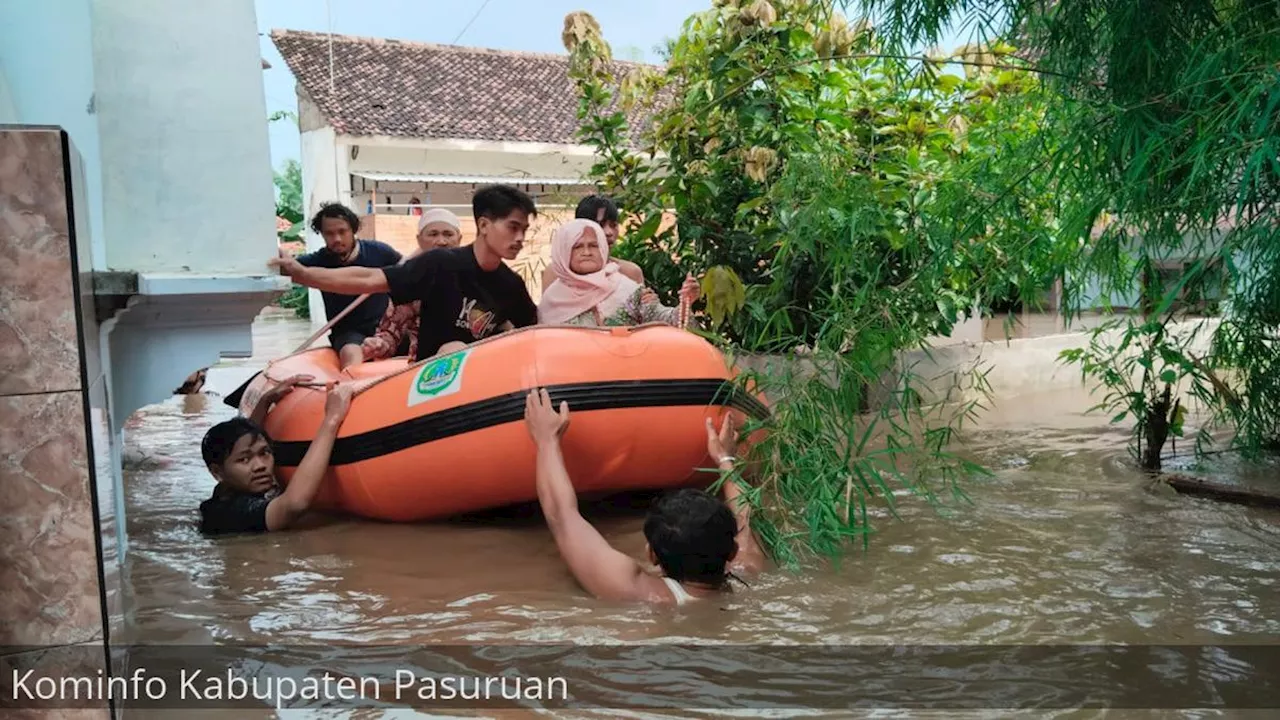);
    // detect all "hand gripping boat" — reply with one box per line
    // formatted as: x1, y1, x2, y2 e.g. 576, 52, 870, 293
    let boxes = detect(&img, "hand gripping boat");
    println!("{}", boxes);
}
229, 324, 770, 522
